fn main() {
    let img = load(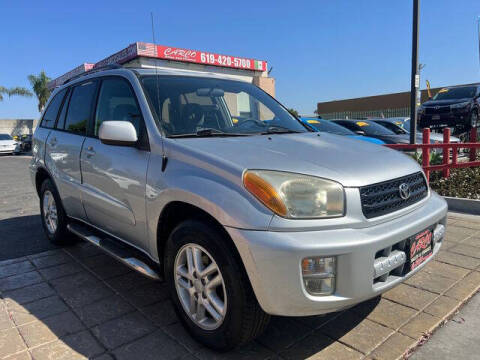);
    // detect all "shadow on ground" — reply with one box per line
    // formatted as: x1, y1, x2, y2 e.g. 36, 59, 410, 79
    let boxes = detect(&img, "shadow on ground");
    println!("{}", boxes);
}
0, 227, 380, 359
0, 215, 59, 261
